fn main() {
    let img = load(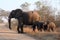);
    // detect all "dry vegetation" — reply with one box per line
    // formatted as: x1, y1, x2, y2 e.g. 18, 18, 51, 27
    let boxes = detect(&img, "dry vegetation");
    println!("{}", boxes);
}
5, 22, 60, 40
0, 1, 60, 40
13, 27, 60, 40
